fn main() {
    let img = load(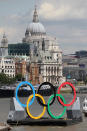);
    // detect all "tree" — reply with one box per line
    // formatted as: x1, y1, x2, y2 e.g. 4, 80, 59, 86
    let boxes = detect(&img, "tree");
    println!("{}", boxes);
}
0, 73, 17, 86
15, 74, 23, 81
0, 73, 9, 85
0, 73, 25, 87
